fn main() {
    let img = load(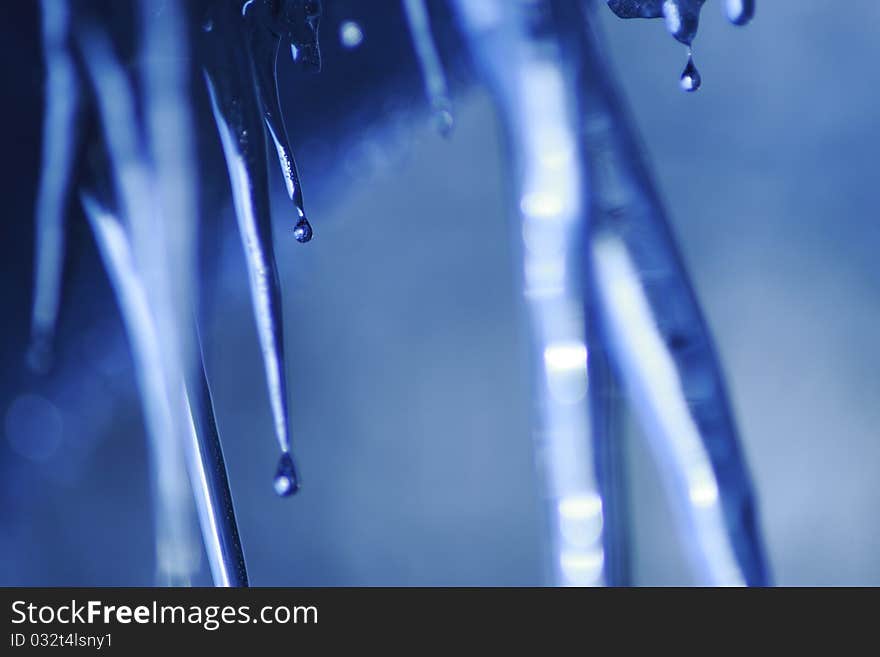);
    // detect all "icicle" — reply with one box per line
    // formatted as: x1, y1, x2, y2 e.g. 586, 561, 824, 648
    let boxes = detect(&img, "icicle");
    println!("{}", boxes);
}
204, 66, 299, 494
606, 0, 754, 89
29, 0, 79, 373
139, 0, 198, 383
184, 326, 250, 587
143, 0, 248, 586
83, 192, 247, 587
453, 0, 606, 587
81, 193, 199, 585
402, 0, 454, 137
580, 2, 770, 585
246, 17, 312, 241
77, 23, 201, 584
